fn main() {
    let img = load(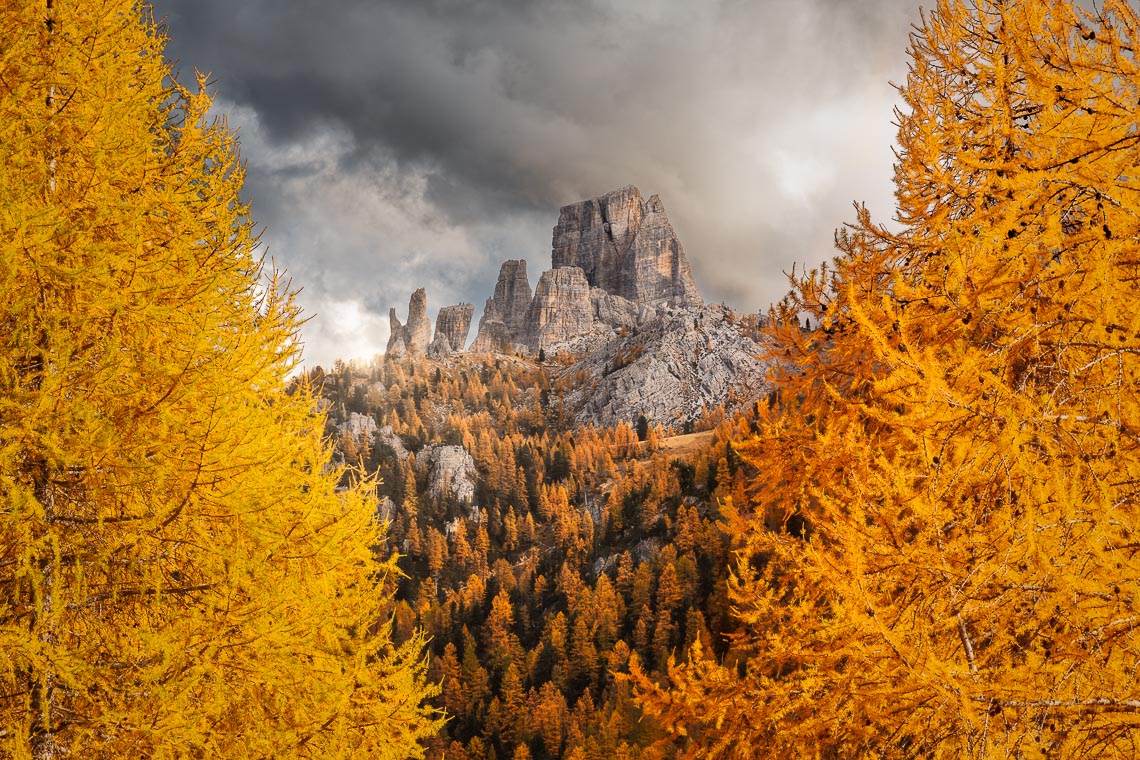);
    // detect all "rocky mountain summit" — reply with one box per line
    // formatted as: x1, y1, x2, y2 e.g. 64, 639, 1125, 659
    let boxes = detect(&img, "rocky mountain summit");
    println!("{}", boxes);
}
552, 185, 702, 310
465, 186, 701, 353
384, 185, 772, 427
388, 289, 473, 358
